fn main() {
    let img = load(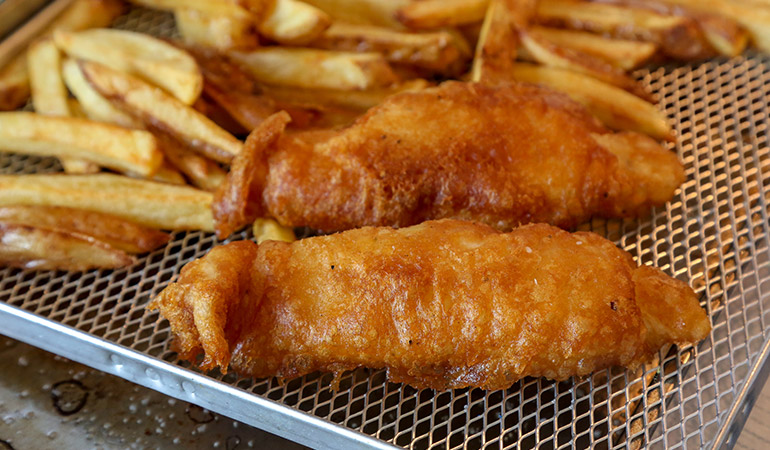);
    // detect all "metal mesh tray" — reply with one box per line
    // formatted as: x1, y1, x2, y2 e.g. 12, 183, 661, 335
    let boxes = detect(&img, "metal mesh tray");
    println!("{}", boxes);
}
2, 7, 770, 450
